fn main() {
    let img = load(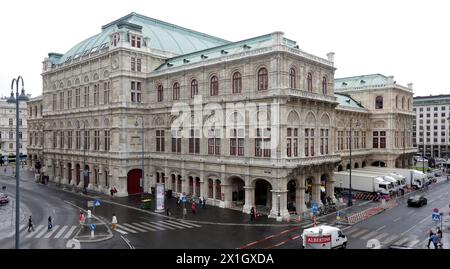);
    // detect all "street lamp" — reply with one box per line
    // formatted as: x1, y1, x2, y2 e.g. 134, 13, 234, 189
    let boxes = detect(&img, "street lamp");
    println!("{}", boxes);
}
135, 116, 144, 199
348, 118, 360, 207
7, 76, 29, 249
